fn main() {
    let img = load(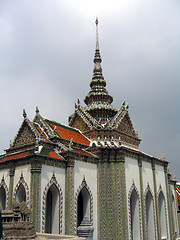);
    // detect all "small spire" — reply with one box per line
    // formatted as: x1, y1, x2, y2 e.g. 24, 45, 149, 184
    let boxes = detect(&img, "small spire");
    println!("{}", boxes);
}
20, 171, 23, 180
95, 17, 99, 50
36, 106, 39, 114
23, 109, 27, 118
